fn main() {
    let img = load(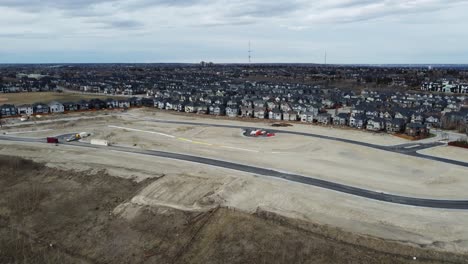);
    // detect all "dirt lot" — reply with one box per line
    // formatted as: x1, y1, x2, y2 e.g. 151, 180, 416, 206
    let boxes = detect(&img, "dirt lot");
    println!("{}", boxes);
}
418, 145, 468, 163
7, 109, 466, 199
0, 91, 121, 105
2, 109, 468, 256
1, 156, 466, 264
